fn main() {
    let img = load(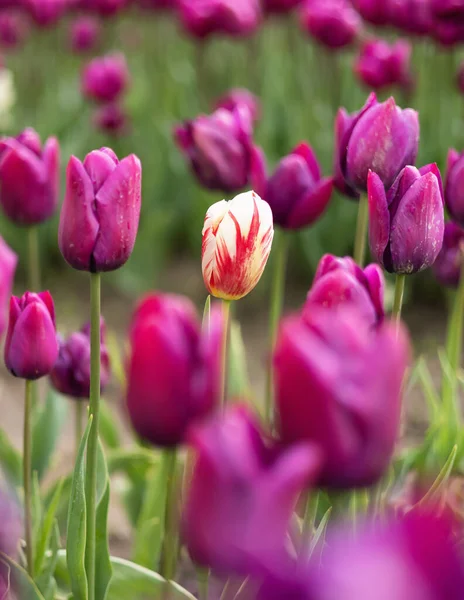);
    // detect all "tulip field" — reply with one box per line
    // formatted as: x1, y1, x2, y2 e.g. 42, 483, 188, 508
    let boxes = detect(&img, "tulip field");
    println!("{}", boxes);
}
2, 1, 464, 600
